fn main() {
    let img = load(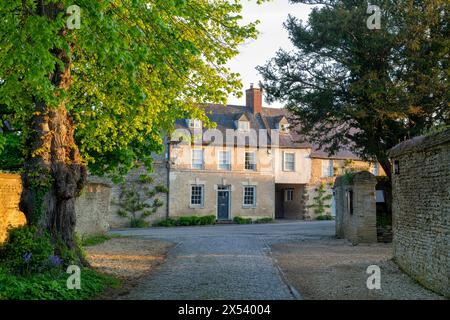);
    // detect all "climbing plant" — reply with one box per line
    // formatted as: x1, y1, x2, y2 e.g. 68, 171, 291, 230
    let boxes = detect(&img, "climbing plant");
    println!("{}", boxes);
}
116, 175, 167, 228
308, 182, 333, 219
